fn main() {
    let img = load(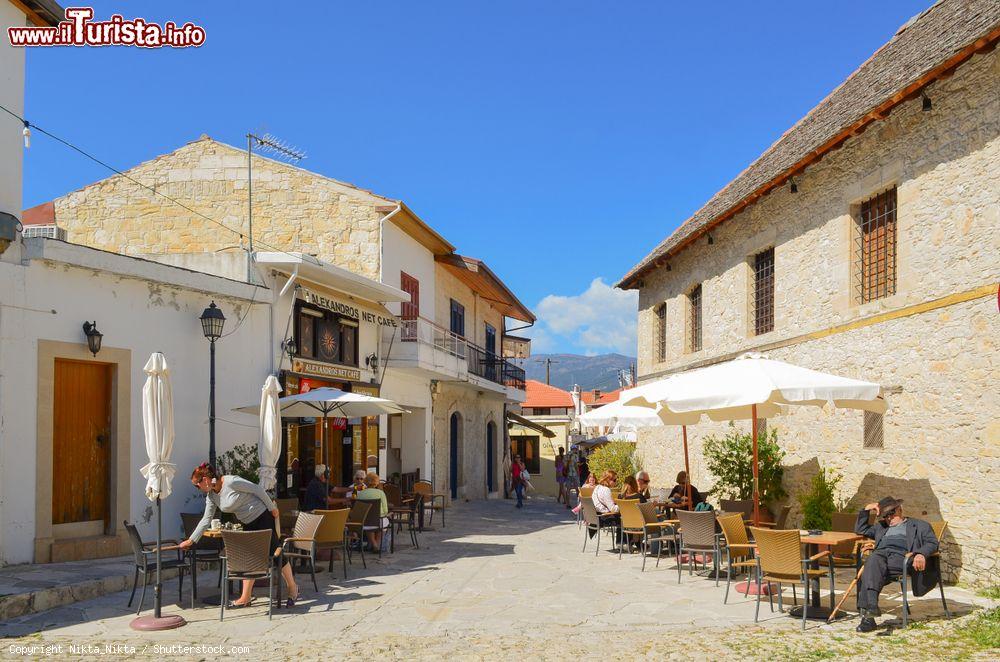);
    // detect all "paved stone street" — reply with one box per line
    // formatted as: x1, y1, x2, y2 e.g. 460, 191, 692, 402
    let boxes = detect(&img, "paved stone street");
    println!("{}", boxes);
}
1, 498, 994, 660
